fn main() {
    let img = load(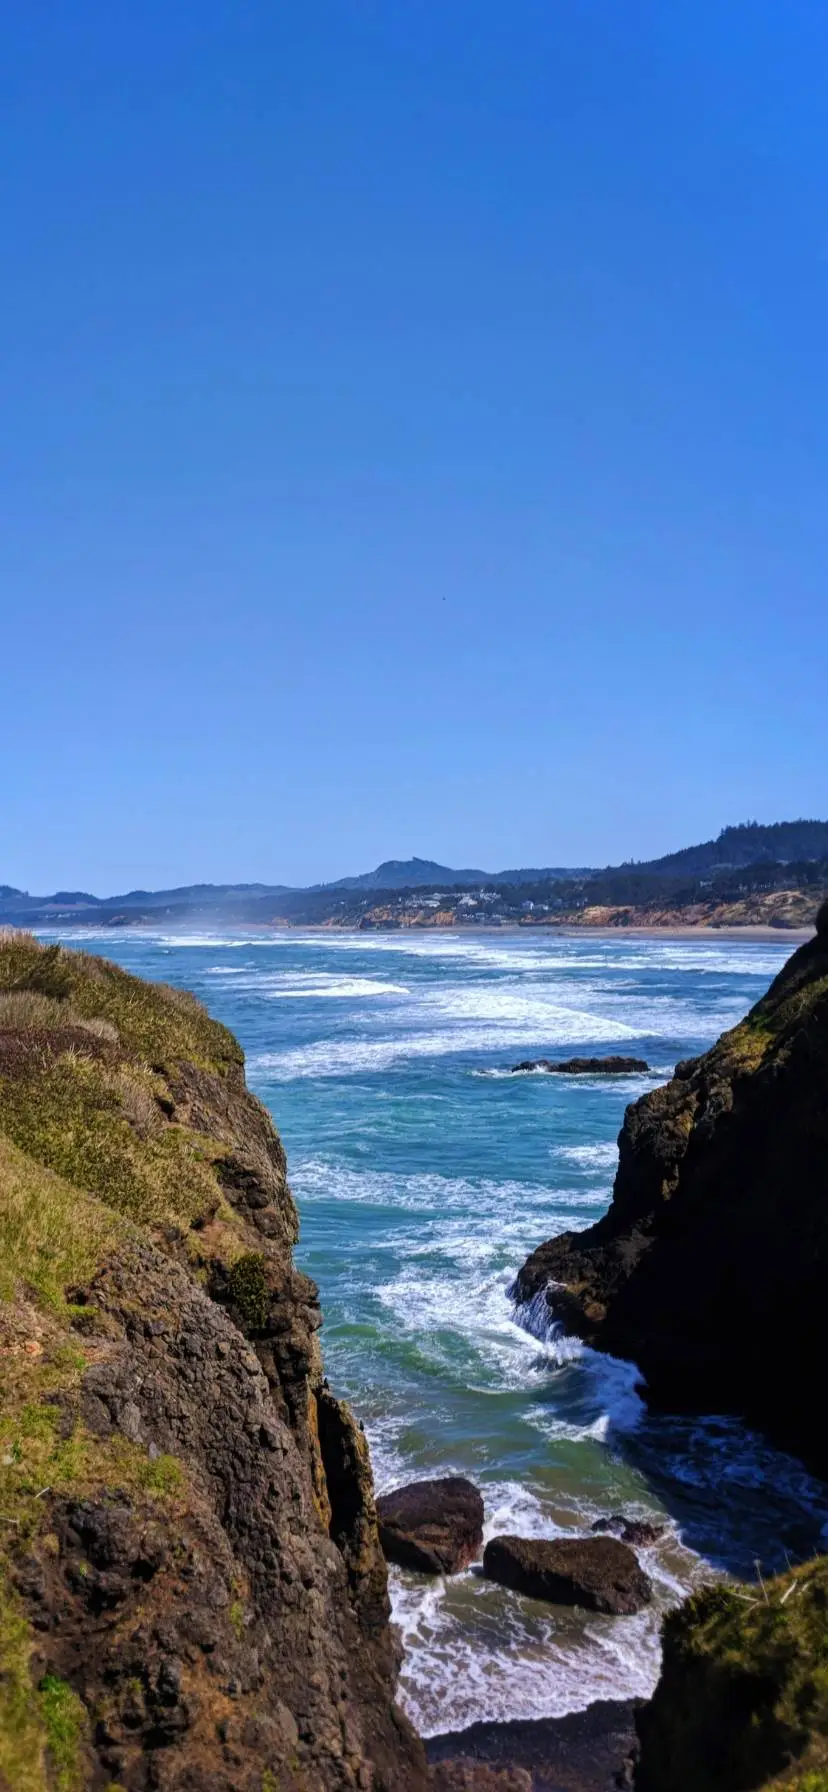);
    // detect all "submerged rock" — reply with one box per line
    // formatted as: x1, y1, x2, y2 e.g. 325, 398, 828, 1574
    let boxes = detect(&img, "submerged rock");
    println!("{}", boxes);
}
592, 1514, 665, 1547
377, 1475, 484, 1574
513, 922, 828, 1476
482, 1535, 652, 1615
509, 1056, 649, 1075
